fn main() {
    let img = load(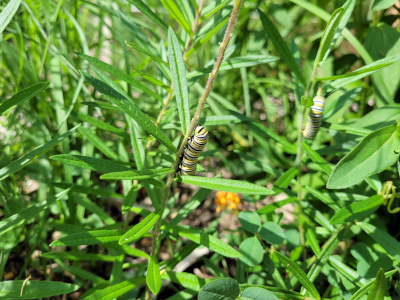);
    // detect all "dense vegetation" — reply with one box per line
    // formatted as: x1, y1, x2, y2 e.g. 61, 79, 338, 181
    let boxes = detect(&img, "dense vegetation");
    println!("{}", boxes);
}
1, 0, 400, 299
